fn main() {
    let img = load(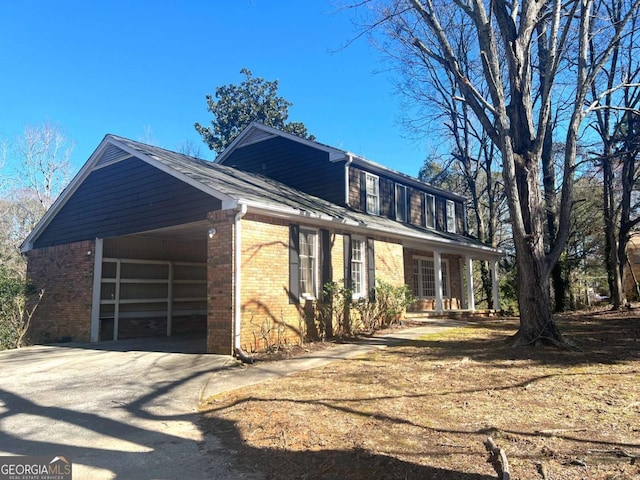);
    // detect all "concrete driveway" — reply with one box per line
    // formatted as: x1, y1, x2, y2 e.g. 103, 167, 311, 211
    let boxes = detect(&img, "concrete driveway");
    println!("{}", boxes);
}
0, 335, 251, 480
